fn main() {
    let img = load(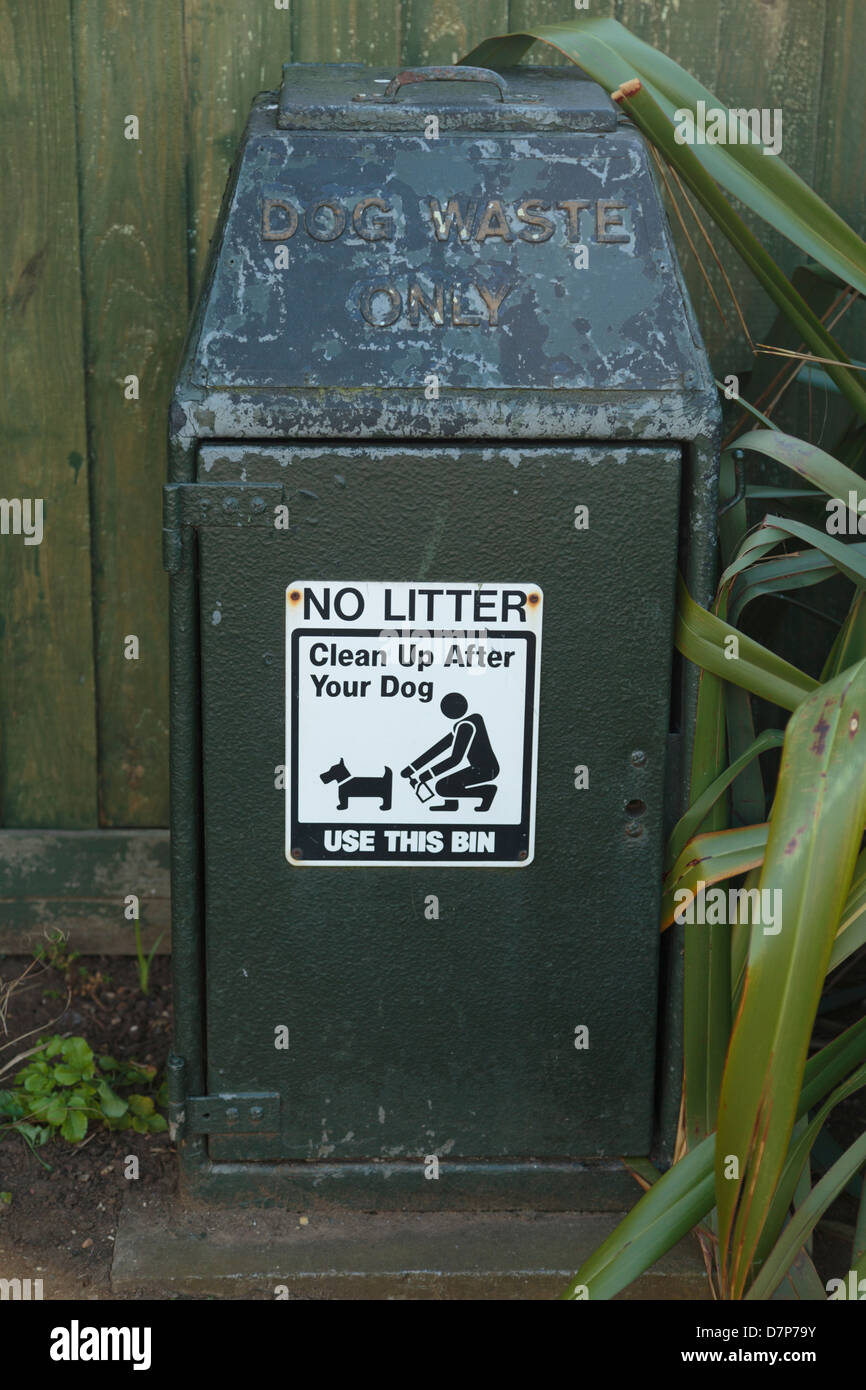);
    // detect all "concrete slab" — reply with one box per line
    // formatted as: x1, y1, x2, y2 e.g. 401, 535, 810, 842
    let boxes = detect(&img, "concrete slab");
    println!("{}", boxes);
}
111, 1193, 710, 1299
